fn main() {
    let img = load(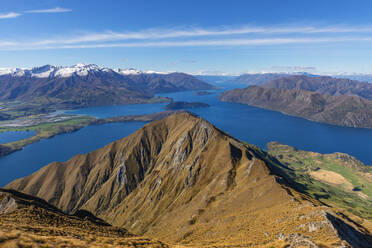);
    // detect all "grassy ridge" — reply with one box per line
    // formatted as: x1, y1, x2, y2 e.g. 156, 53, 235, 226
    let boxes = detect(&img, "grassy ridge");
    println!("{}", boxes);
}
267, 142, 372, 220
